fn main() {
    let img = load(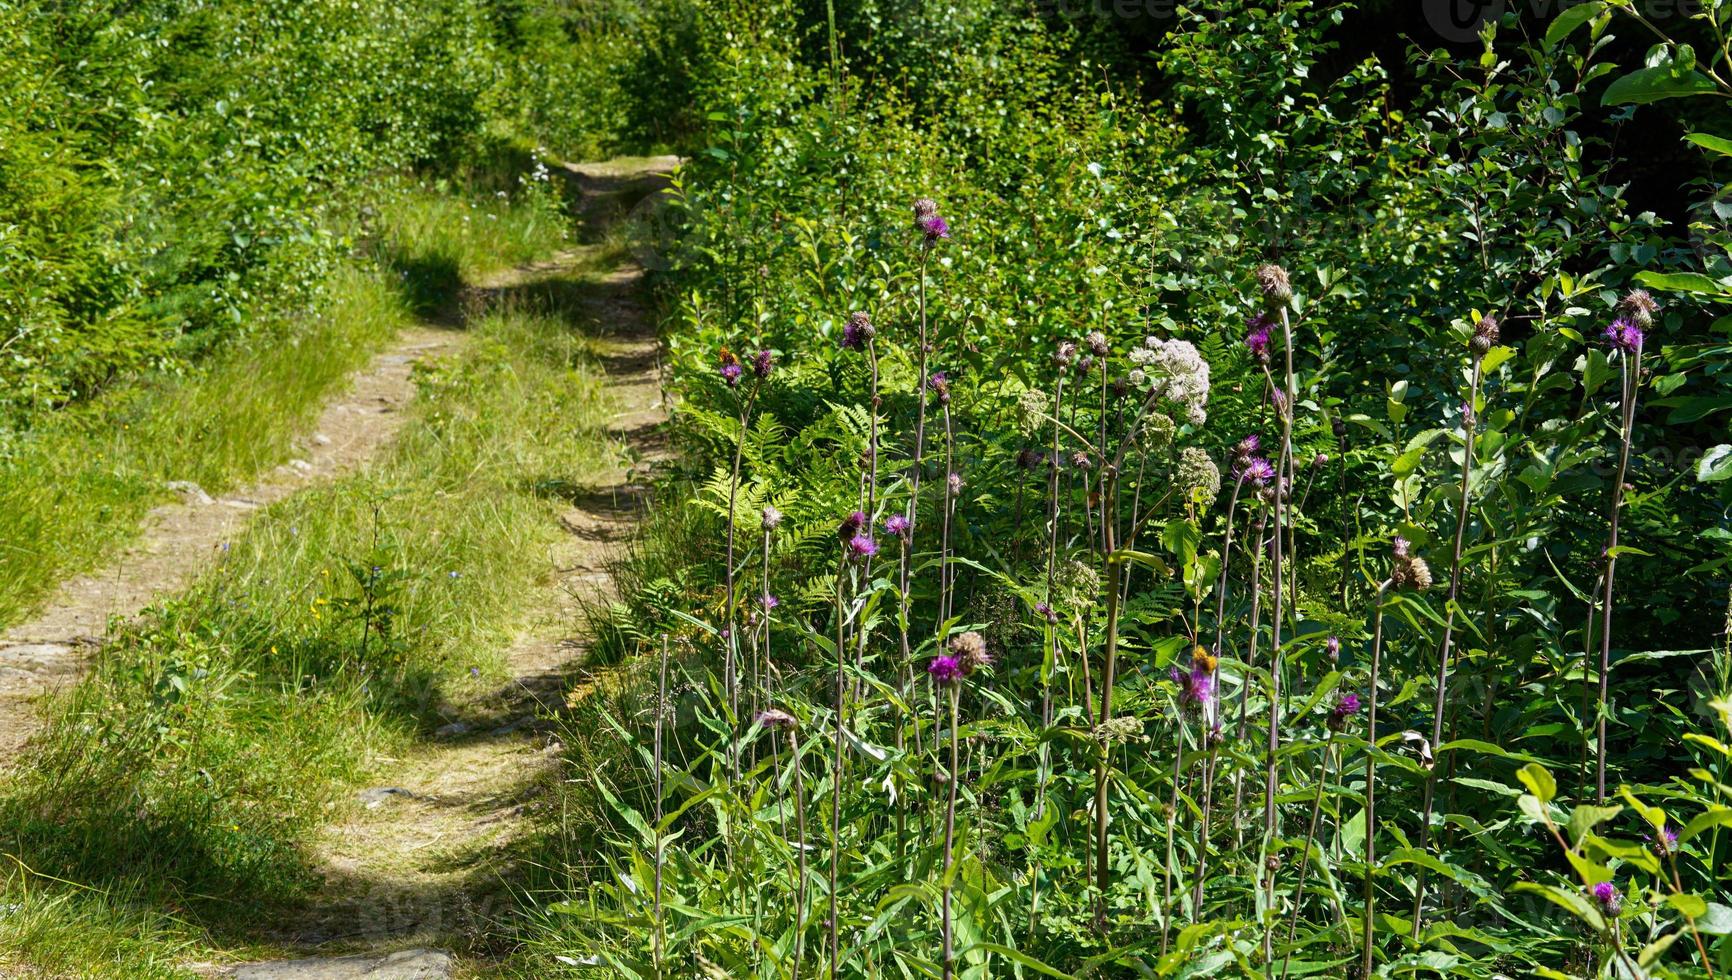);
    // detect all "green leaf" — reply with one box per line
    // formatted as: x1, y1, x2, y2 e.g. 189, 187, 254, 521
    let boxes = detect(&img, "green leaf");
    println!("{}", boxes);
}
1602, 65, 1719, 106
1480, 344, 1516, 374
1698, 445, 1732, 483
1680, 807, 1732, 842
1567, 804, 1624, 845
1640, 932, 1682, 967
1513, 882, 1607, 932
1546, 1, 1604, 47
1518, 762, 1557, 803
1698, 902, 1732, 936
1634, 270, 1728, 295
1686, 132, 1732, 157
1670, 892, 1709, 918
